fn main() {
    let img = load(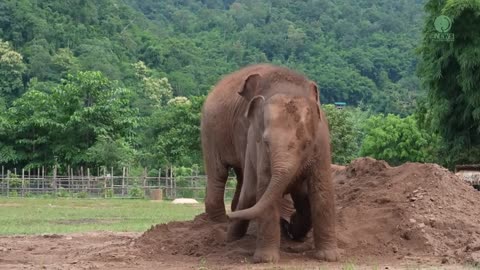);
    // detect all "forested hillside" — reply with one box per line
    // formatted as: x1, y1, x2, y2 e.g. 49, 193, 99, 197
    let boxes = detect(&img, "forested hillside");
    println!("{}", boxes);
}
1, 0, 425, 110
126, 0, 425, 114
0, 0, 428, 172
